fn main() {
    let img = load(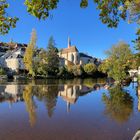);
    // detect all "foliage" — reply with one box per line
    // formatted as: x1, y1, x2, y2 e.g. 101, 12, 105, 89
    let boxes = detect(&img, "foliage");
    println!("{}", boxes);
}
0, 67, 5, 75
46, 36, 59, 76
83, 63, 97, 75
57, 66, 71, 78
24, 29, 37, 77
24, 0, 59, 20
135, 28, 140, 50
34, 49, 48, 76
1, 0, 140, 34
99, 42, 133, 83
0, 0, 18, 34
133, 28, 140, 64
130, 53, 140, 69
102, 86, 133, 123
70, 65, 84, 77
